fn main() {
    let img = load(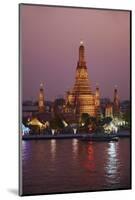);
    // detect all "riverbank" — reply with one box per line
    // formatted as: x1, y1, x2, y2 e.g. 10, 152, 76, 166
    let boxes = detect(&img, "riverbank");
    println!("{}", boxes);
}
22, 130, 130, 140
